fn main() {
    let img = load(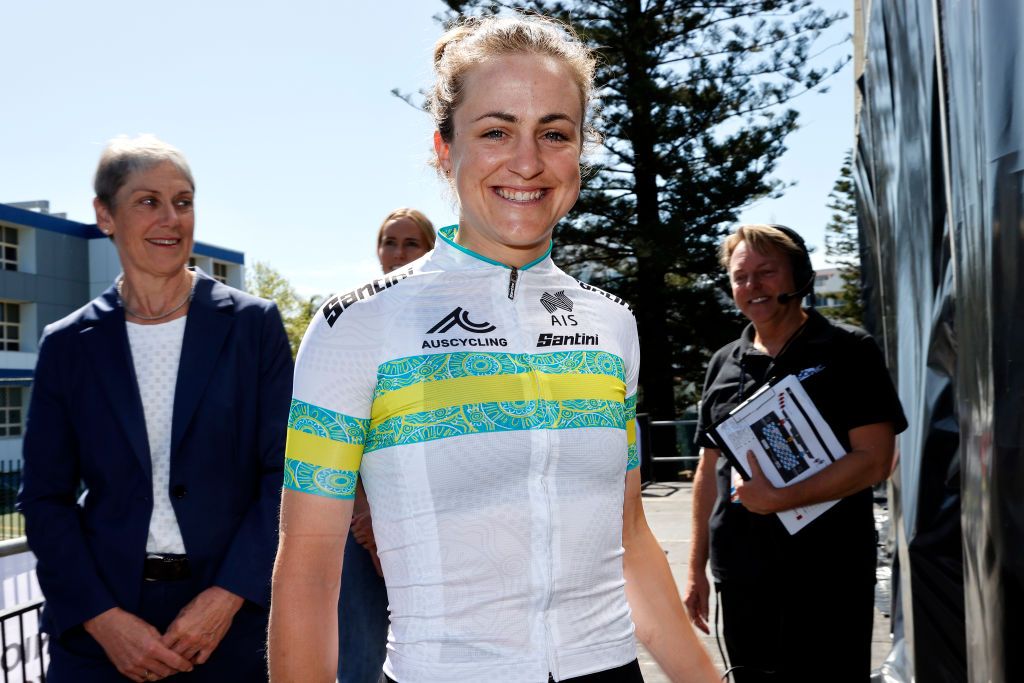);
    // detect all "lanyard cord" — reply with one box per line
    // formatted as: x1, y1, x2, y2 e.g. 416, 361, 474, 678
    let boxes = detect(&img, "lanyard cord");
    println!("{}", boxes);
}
738, 318, 811, 400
